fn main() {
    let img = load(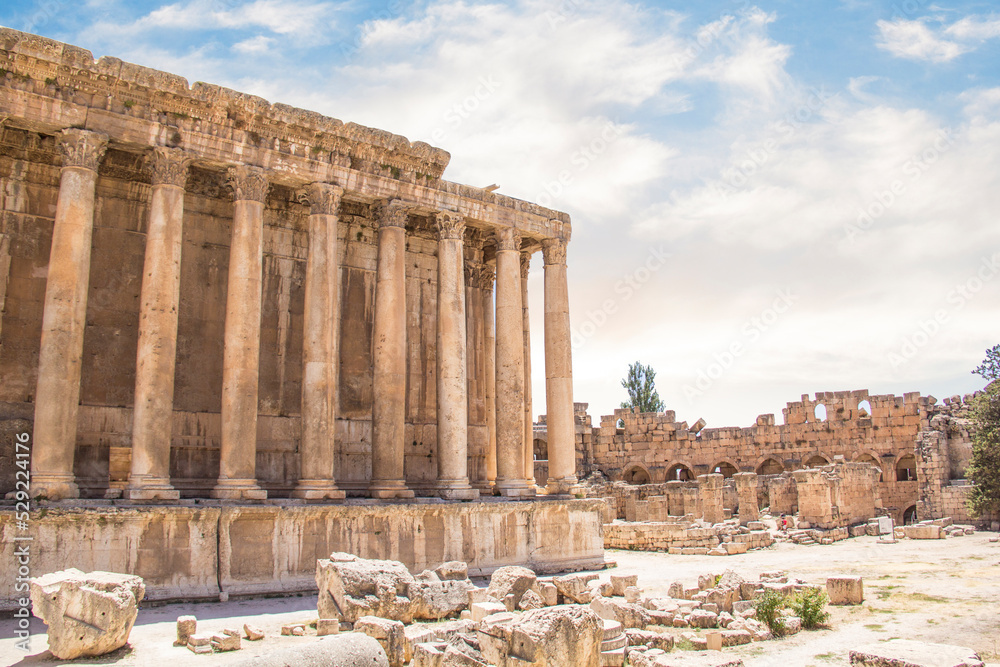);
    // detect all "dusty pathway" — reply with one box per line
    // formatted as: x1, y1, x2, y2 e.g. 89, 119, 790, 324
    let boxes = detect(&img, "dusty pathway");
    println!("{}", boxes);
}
1, 533, 997, 666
